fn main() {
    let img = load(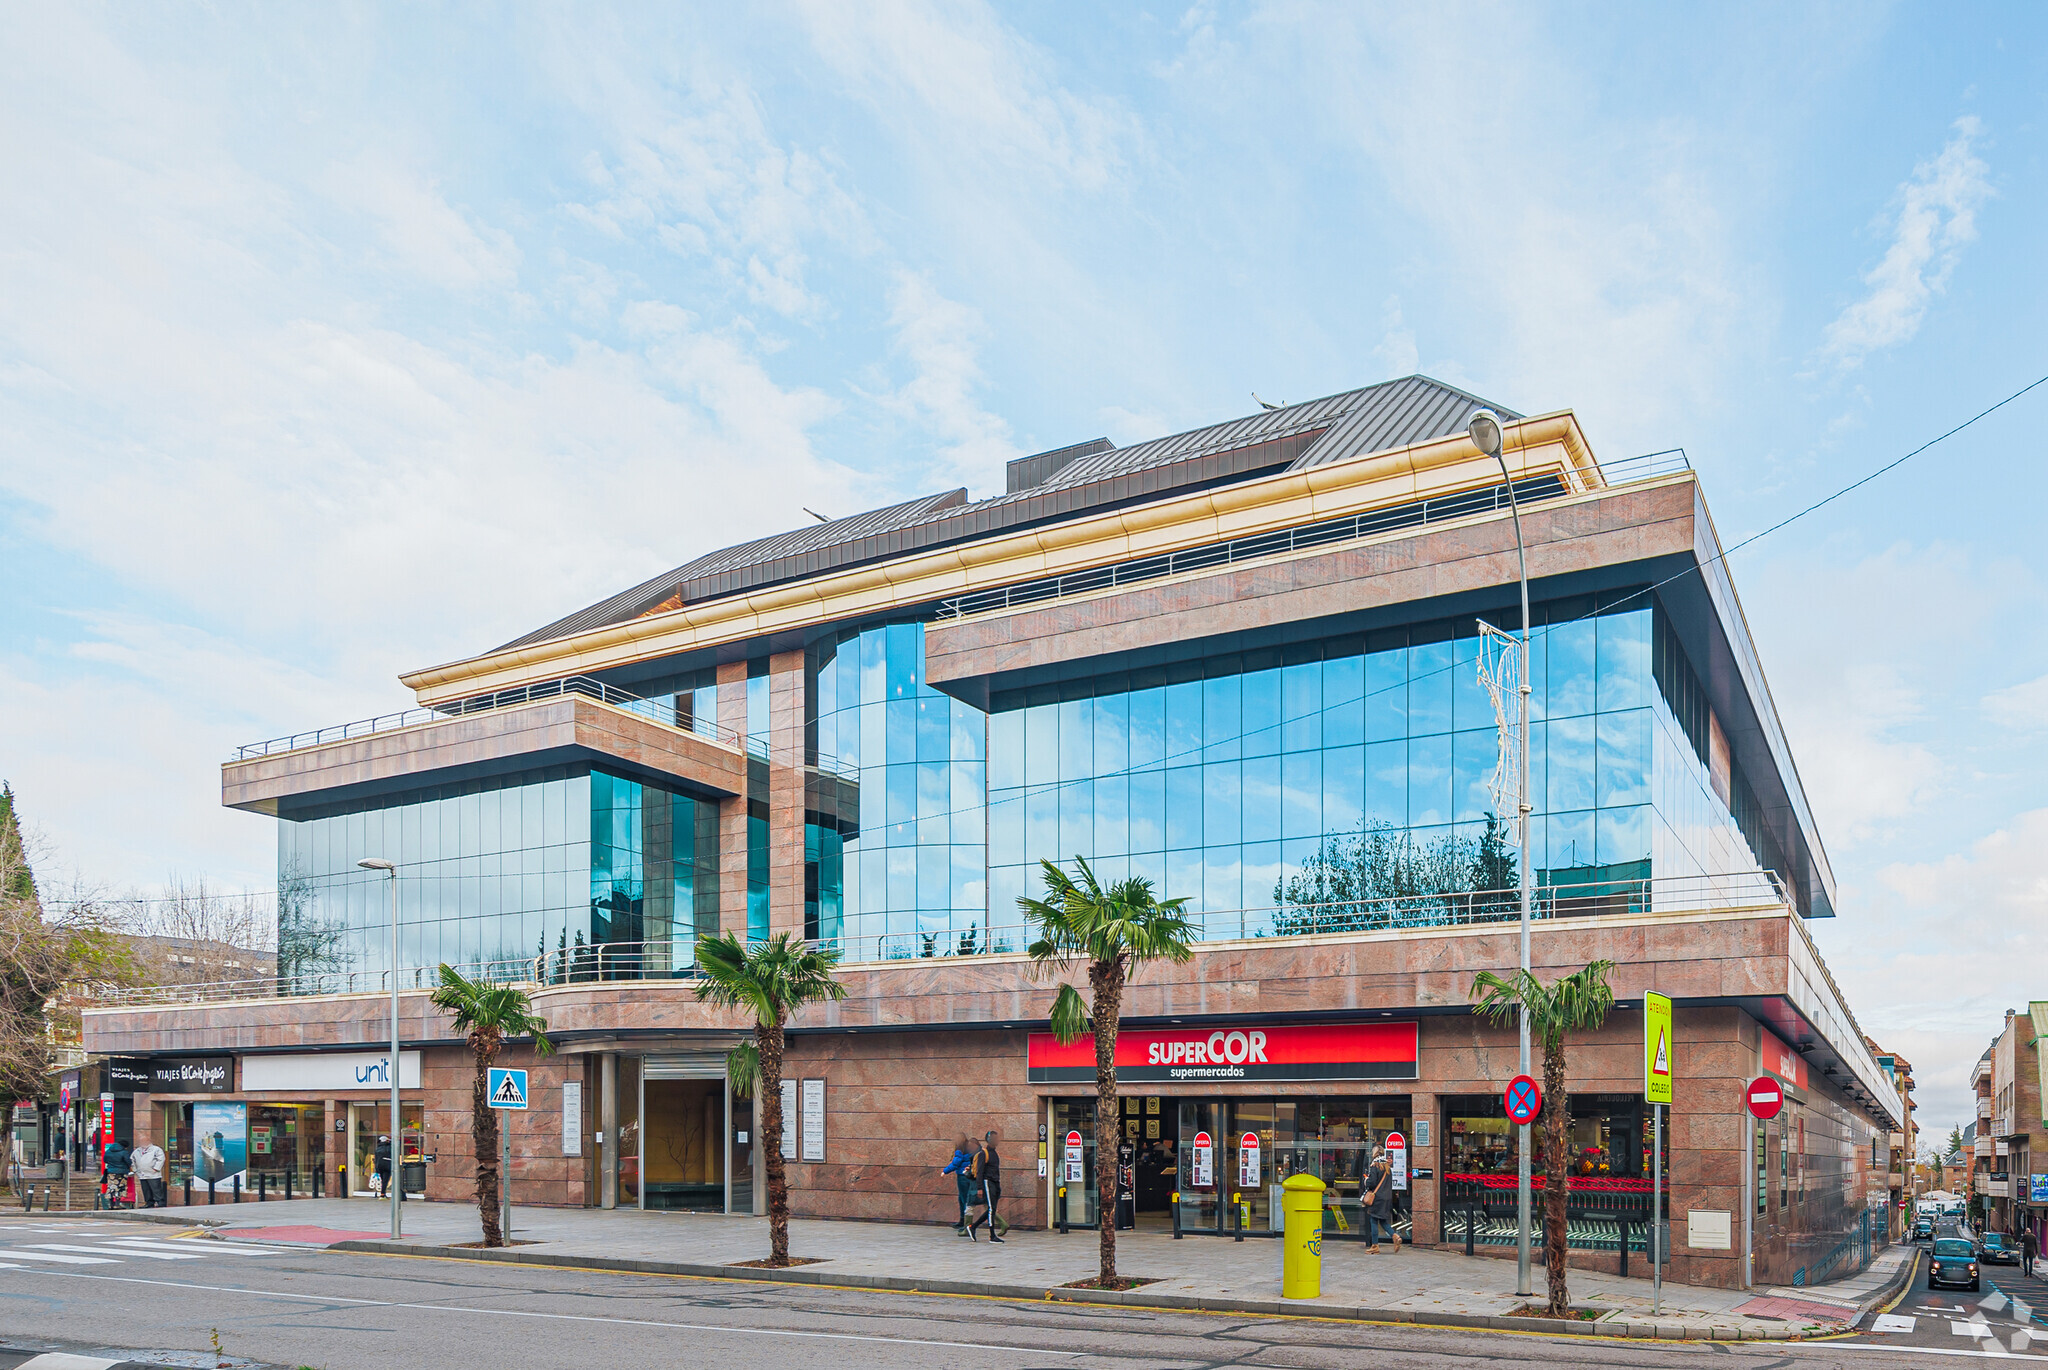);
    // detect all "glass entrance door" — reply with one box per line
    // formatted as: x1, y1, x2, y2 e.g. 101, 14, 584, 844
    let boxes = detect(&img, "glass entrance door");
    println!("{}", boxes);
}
642, 1079, 726, 1211
728, 1087, 755, 1215
1176, 1100, 1223, 1233
347, 1102, 423, 1197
